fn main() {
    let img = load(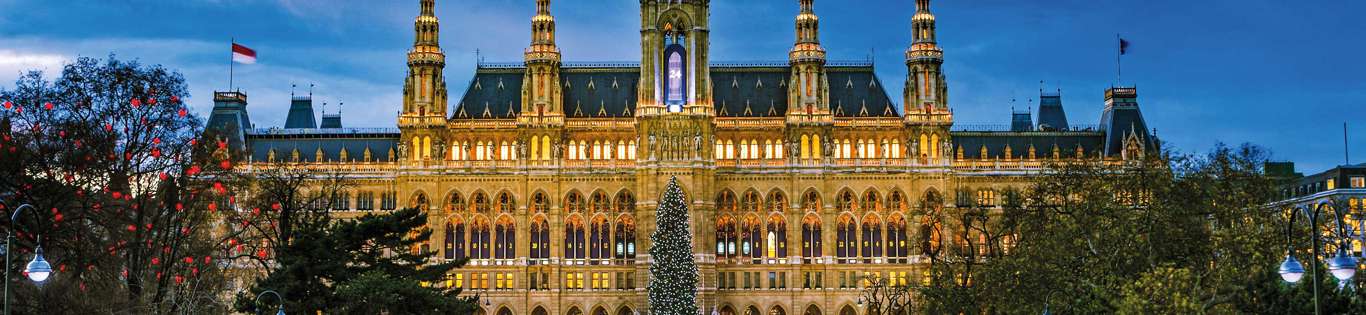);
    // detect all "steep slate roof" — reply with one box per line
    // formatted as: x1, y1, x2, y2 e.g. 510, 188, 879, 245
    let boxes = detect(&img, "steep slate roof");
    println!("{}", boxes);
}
452, 62, 899, 119
284, 97, 318, 129
245, 128, 400, 163
1036, 92, 1069, 131
950, 132, 1105, 159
